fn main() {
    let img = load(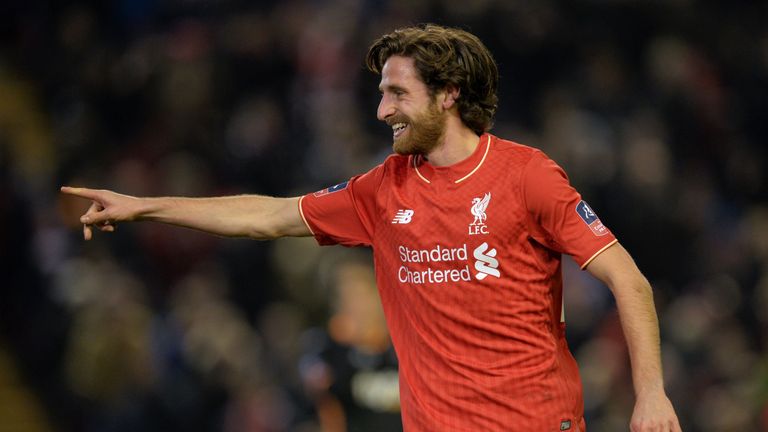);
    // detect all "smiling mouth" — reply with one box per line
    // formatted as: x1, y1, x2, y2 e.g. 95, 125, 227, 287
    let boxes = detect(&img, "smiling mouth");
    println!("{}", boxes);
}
392, 122, 409, 138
